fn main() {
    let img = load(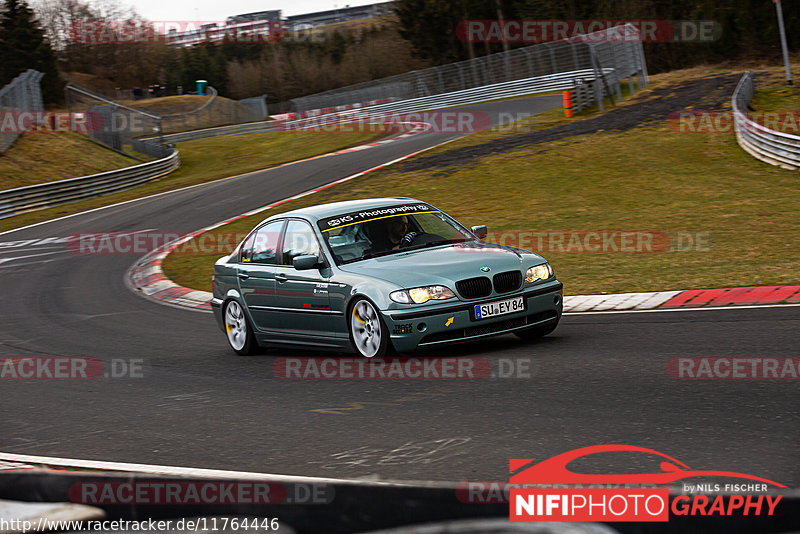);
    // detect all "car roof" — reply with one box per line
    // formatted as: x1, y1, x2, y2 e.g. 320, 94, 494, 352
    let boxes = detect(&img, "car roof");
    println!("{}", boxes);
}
259, 197, 426, 225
